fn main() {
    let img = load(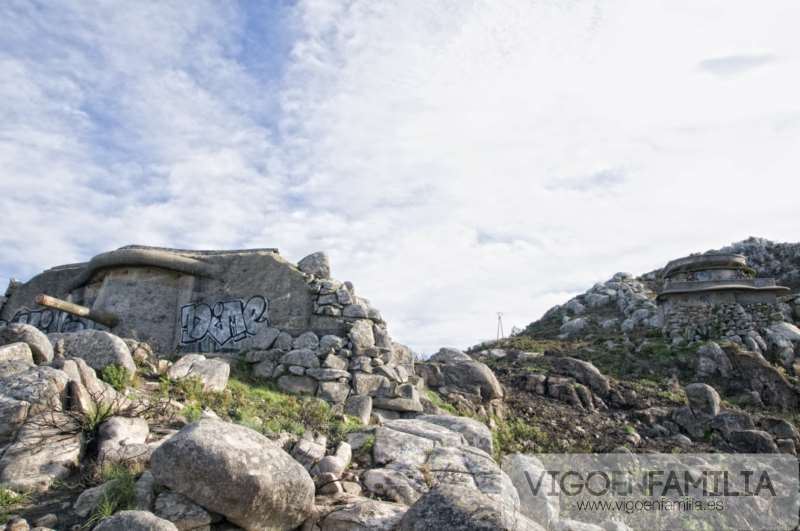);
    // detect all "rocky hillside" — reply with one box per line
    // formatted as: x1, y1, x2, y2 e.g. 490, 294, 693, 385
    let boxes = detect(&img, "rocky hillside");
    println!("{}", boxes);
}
2, 240, 800, 530
719, 237, 800, 290
464, 238, 800, 463
522, 237, 800, 343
